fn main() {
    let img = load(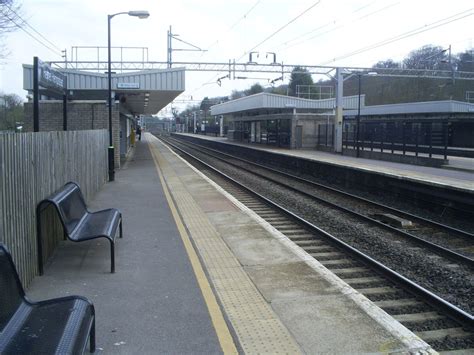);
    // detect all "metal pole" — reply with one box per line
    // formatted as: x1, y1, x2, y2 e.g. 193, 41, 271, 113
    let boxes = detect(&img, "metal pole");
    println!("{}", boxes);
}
334, 68, 343, 153
356, 74, 361, 157
428, 123, 433, 158
415, 125, 419, 157
402, 122, 406, 155
444, 122, 449, 160
33, 56, 39, 132
107, 15, 115, 181
63, 76, 68, 131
